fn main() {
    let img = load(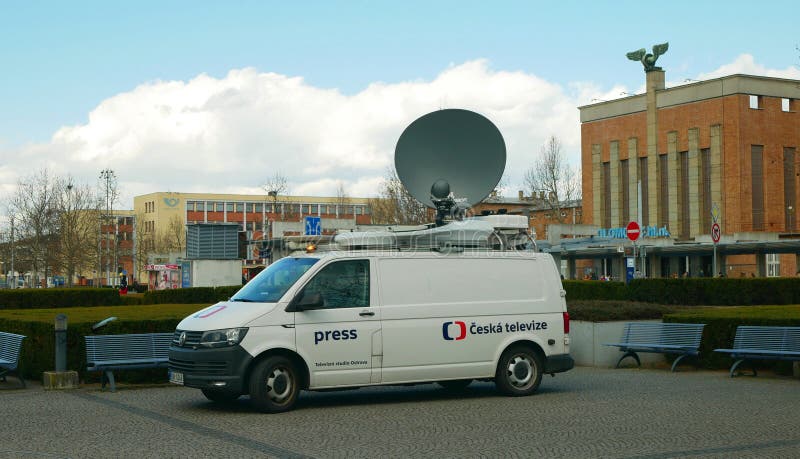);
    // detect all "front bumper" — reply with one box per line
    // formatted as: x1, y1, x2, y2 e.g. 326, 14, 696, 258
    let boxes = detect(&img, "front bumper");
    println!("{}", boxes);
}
168, 344, 253, 394
544, 353, 575, 374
